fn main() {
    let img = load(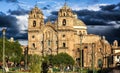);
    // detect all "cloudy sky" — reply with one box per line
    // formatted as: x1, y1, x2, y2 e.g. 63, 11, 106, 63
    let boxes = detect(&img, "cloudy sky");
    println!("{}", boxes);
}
0, 0, 120, 45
